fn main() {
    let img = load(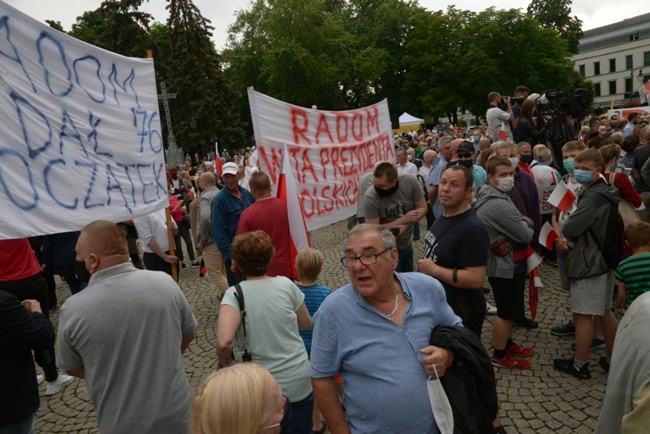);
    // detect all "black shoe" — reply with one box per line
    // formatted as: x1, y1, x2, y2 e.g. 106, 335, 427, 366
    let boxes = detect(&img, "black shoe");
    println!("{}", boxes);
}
571, 336, 605, 351
181, 263, 187, 270
514, 317, 539, 329
553, 358, 591, 379
599, 356, 610, 372
551, 321, 576, 337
